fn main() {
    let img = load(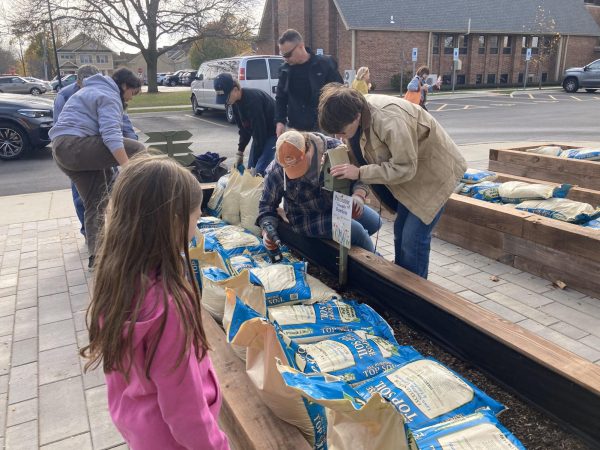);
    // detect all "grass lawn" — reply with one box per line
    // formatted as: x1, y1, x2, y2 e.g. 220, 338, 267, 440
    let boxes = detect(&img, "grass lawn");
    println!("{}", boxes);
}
128, 91, 191, 108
